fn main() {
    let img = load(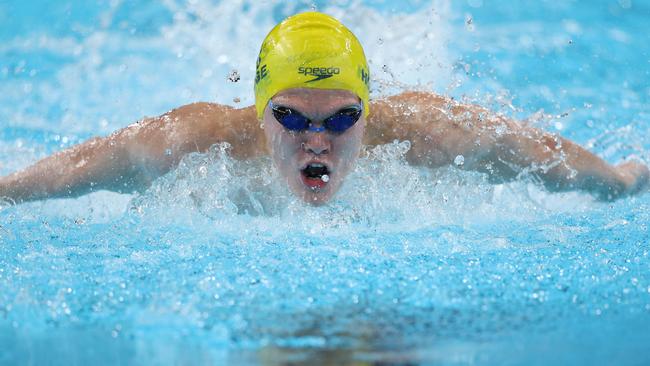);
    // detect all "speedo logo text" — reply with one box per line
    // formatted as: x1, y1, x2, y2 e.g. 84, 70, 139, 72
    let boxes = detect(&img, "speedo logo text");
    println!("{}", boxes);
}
298, 66, 340, 82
